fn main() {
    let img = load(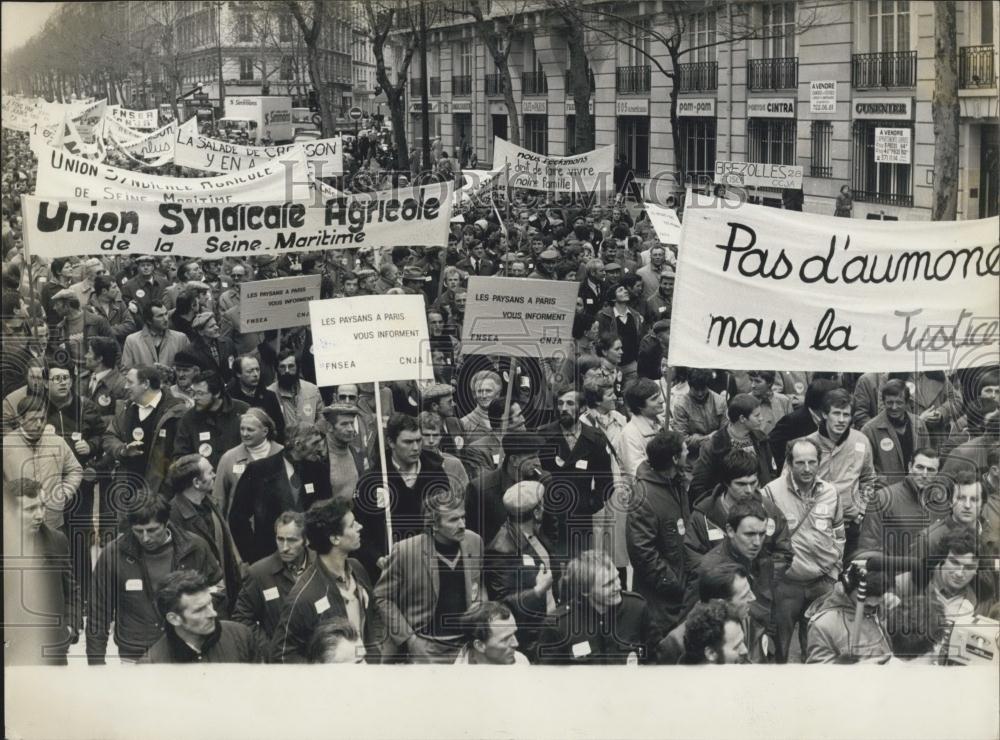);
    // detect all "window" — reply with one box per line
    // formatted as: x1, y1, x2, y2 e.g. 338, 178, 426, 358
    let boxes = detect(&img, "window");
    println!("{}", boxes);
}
748, 118, 796, 165
617, 19, 651, 66
810, 121, 833, 177
852, 120, 913, 206
762, 2, 796, 58
524, 115, 548, 155
280, 15, 293, 42
567, 115, 577, 155
679, 118, 717, 184
238, 13, 253, 43
280, 55, 293, 81
869, 0, 910, 52
688, 11, 717, 63
617, 116, 650, 177
240, 57, 255, 81
455, 40, 472, 77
